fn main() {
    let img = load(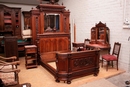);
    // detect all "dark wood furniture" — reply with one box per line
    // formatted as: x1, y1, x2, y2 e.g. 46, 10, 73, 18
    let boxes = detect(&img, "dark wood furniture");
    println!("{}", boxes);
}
26, 1, 100, 84
90, 21, 110, 45
22, 11, 31, 30
72, 42, 84, 48
40, 49, 100, 84
3, 36, 19, 60
24, 45, 37, 69
0, 56, 20, 87
72, 39, 90, 51
55, 49, 100, 84
72, 42, 84, 51
83, 22, 110, 52
29, 2, 70, 62
86, 44, 111, 51
102, 42, 121, 71
2, 39, 30, 53
0, 4, 21, 38
72, 22, 110, 52
30, 3, 70, 45
0, 4, 23, 53
17, 39, 31, 52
